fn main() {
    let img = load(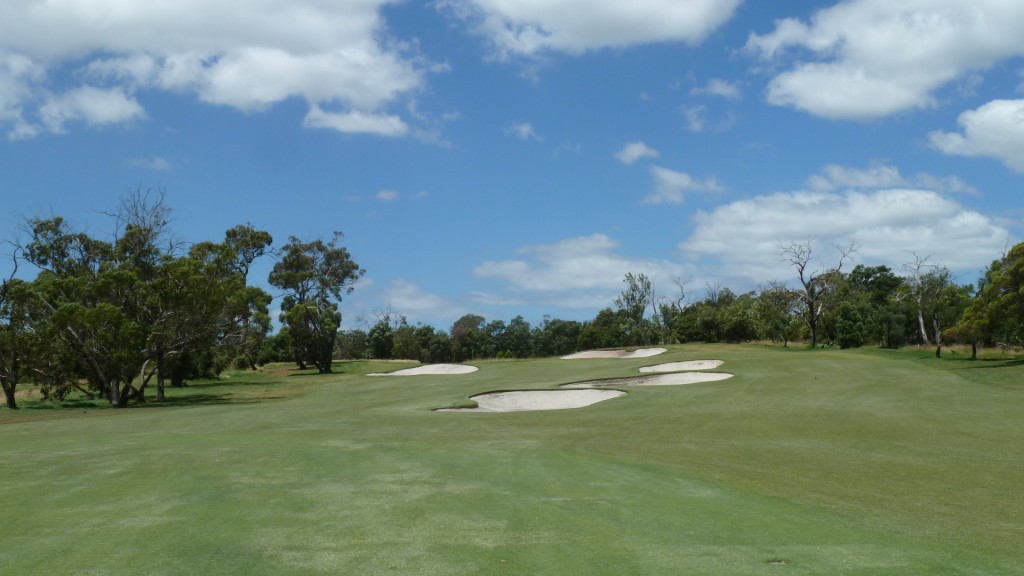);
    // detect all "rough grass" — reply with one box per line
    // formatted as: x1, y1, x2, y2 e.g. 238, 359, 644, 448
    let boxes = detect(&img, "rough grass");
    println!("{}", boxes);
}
1, 345, 1022, 575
